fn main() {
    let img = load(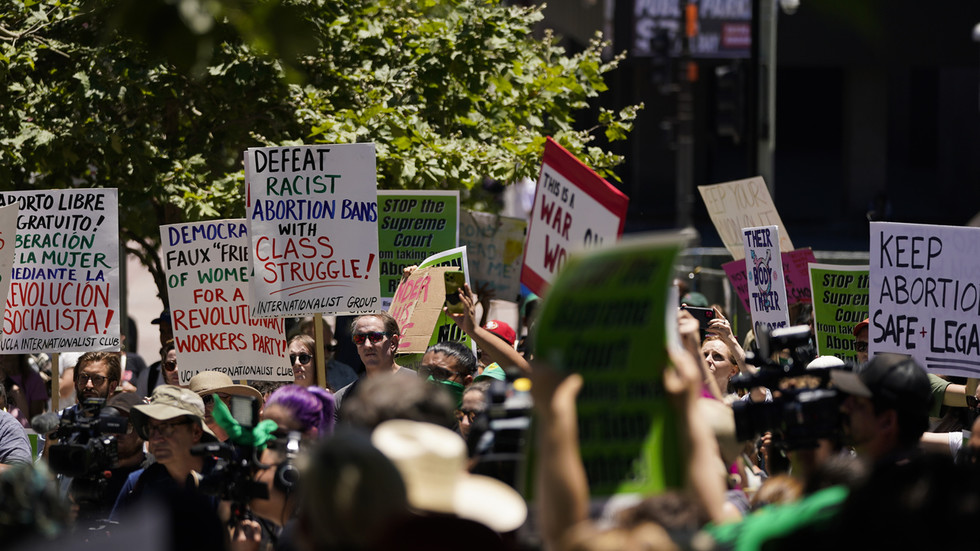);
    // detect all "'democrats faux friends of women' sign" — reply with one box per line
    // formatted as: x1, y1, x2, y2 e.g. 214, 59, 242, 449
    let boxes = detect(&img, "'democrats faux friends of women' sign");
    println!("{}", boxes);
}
162, 220, 291, 384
